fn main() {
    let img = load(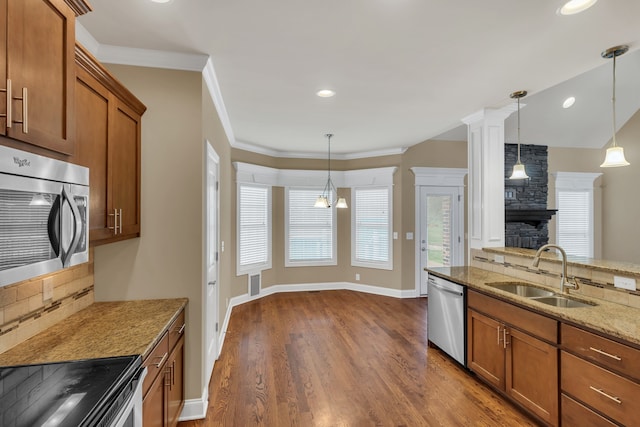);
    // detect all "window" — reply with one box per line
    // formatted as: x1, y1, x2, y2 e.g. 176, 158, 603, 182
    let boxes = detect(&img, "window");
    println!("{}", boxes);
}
557, 190, 591, 257
553, 172, 601, 258
351, 186, 392, 270
237, 184, 271, 274
285, 188, 336, 266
